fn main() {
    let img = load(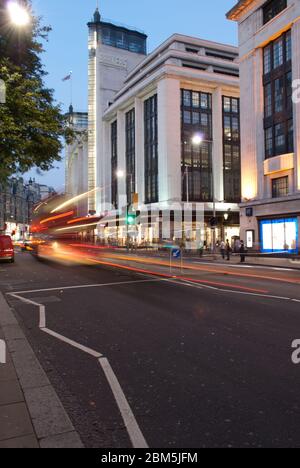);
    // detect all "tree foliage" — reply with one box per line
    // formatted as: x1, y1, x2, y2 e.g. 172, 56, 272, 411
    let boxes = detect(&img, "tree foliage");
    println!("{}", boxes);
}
0, 0, 73, 180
